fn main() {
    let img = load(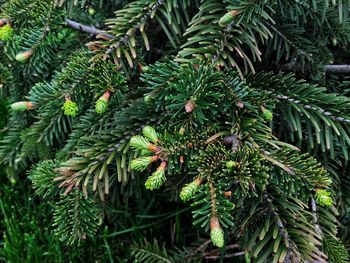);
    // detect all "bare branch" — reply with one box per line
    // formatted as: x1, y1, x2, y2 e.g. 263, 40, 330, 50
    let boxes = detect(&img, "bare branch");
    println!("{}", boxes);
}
281, 62, 350, 74
64, 18, 115, 40
310, 197, 323, 236
325, 64, 350, 74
